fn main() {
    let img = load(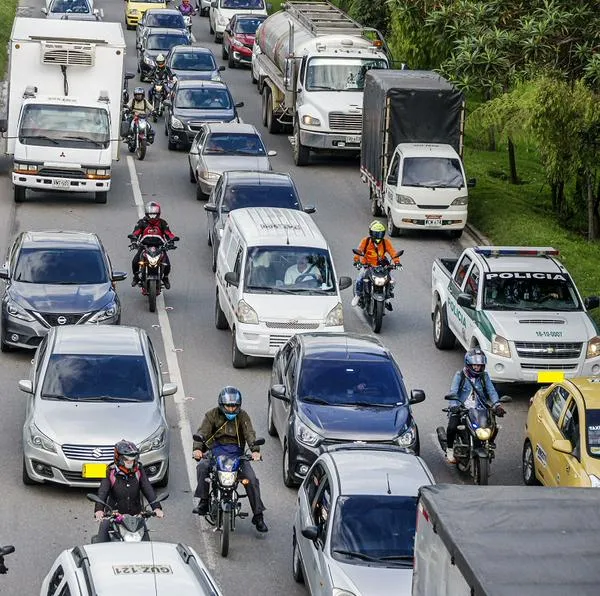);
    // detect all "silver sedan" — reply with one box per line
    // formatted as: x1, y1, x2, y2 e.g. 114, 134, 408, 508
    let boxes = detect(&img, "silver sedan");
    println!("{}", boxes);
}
188, 122, 276, 199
